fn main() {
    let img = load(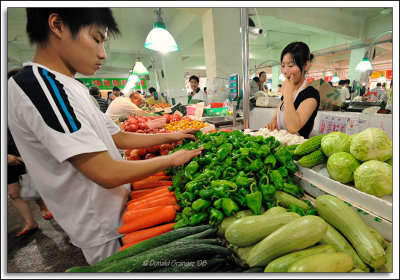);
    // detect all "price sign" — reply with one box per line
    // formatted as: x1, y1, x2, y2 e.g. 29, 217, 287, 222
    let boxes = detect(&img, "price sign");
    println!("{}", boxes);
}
194, 102, 205, 118
319, 114, 347, 134
164, 107, 172, 113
